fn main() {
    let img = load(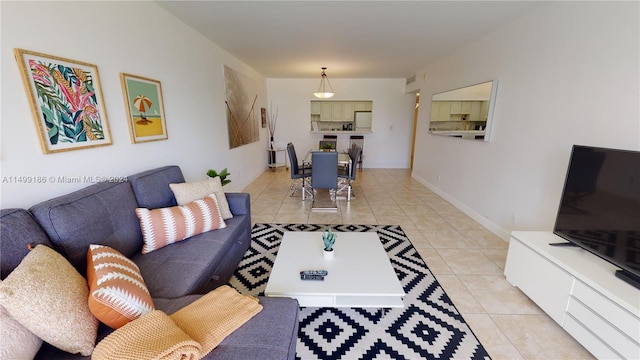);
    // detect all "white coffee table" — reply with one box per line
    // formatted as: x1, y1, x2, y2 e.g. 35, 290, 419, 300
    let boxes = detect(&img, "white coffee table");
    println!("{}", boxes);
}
264, 232, 405, 308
